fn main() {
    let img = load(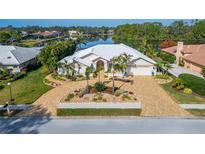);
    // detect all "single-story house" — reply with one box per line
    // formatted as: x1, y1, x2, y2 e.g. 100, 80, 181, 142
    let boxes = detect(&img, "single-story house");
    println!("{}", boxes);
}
0, 45, 42, 73
58, 43, 156, 76
162, 42, 205, 73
